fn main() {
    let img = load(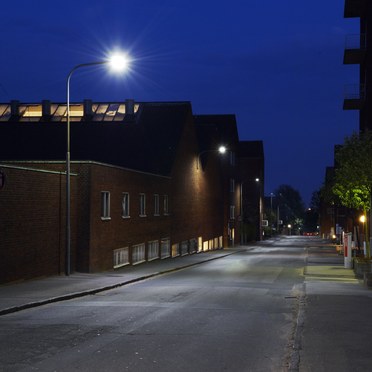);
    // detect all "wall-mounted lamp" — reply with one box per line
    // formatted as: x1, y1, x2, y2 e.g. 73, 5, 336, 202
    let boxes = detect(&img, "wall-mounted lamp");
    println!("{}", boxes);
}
197, 145, 227, 169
